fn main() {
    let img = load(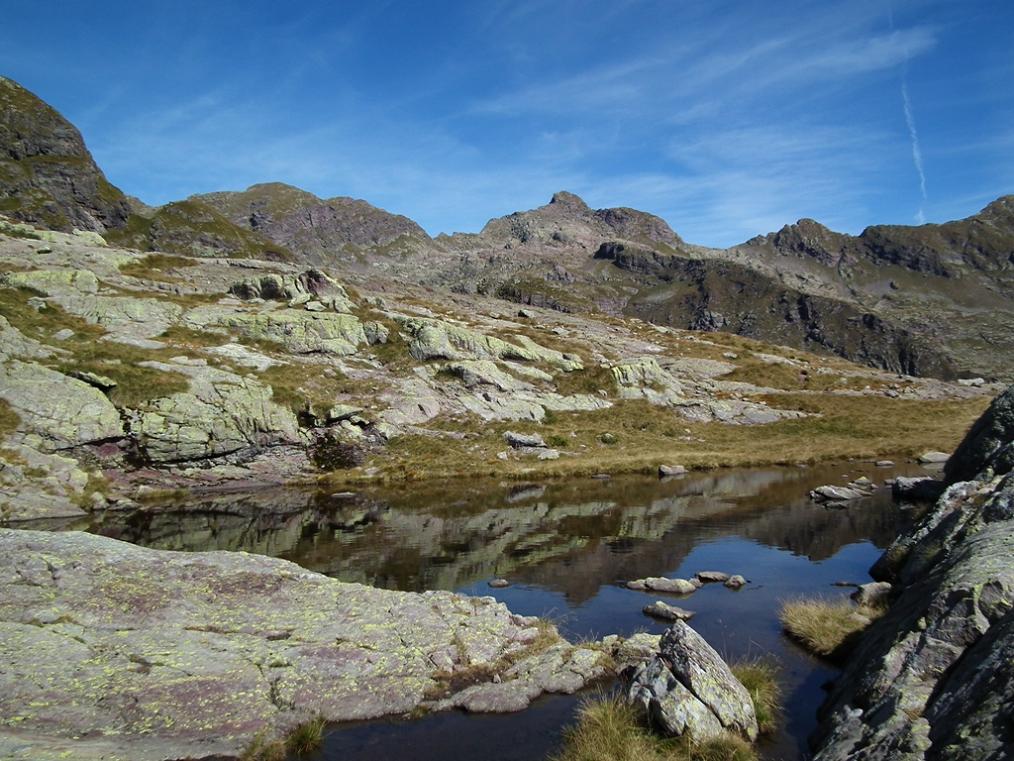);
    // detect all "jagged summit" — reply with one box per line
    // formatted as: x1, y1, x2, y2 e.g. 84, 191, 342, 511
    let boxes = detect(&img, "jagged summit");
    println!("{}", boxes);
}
549, 190, 590, 210
0, 76, 130, 232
